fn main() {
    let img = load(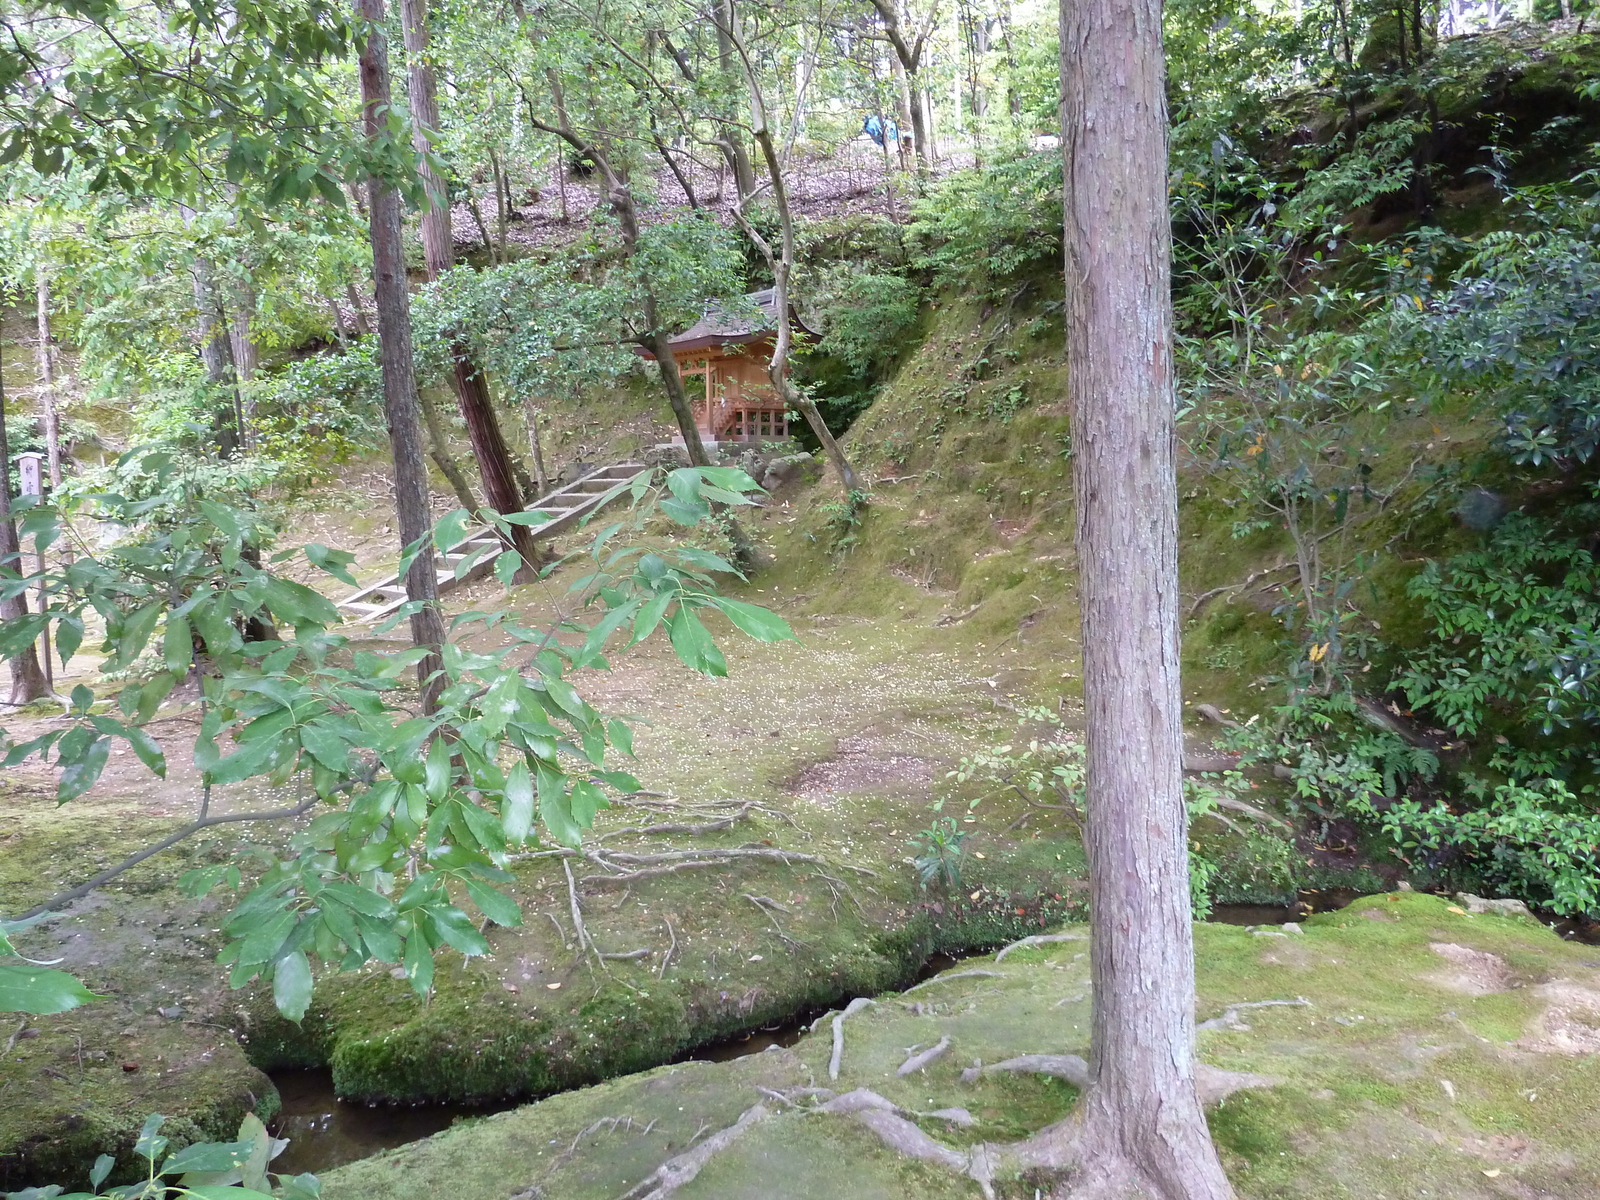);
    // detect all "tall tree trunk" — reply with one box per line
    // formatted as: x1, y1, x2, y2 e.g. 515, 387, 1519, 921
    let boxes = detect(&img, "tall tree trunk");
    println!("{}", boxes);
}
358, 0, 447, 714
419, 387, 482, 512
0, 337, 50, 706
228, 280, 259, 452
400, 0, 538, 579
1057, 0, 1233, 1191
525, 403, 549, 494
34, 272, 63, 493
